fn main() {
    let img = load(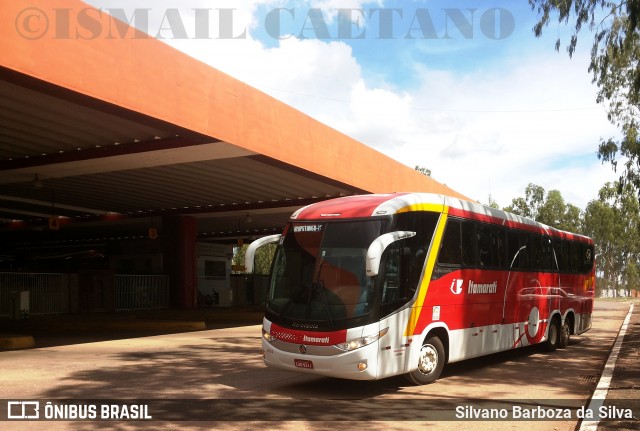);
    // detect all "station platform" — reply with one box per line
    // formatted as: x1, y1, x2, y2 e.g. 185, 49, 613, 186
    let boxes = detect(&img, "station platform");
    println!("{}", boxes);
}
0, 307, 264, 349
